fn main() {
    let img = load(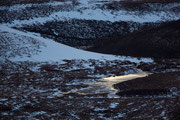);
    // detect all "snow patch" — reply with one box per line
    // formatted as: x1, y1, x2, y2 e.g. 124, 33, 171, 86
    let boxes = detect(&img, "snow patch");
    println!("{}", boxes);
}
109, 102, 119, 108
0, 25, 153, 63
